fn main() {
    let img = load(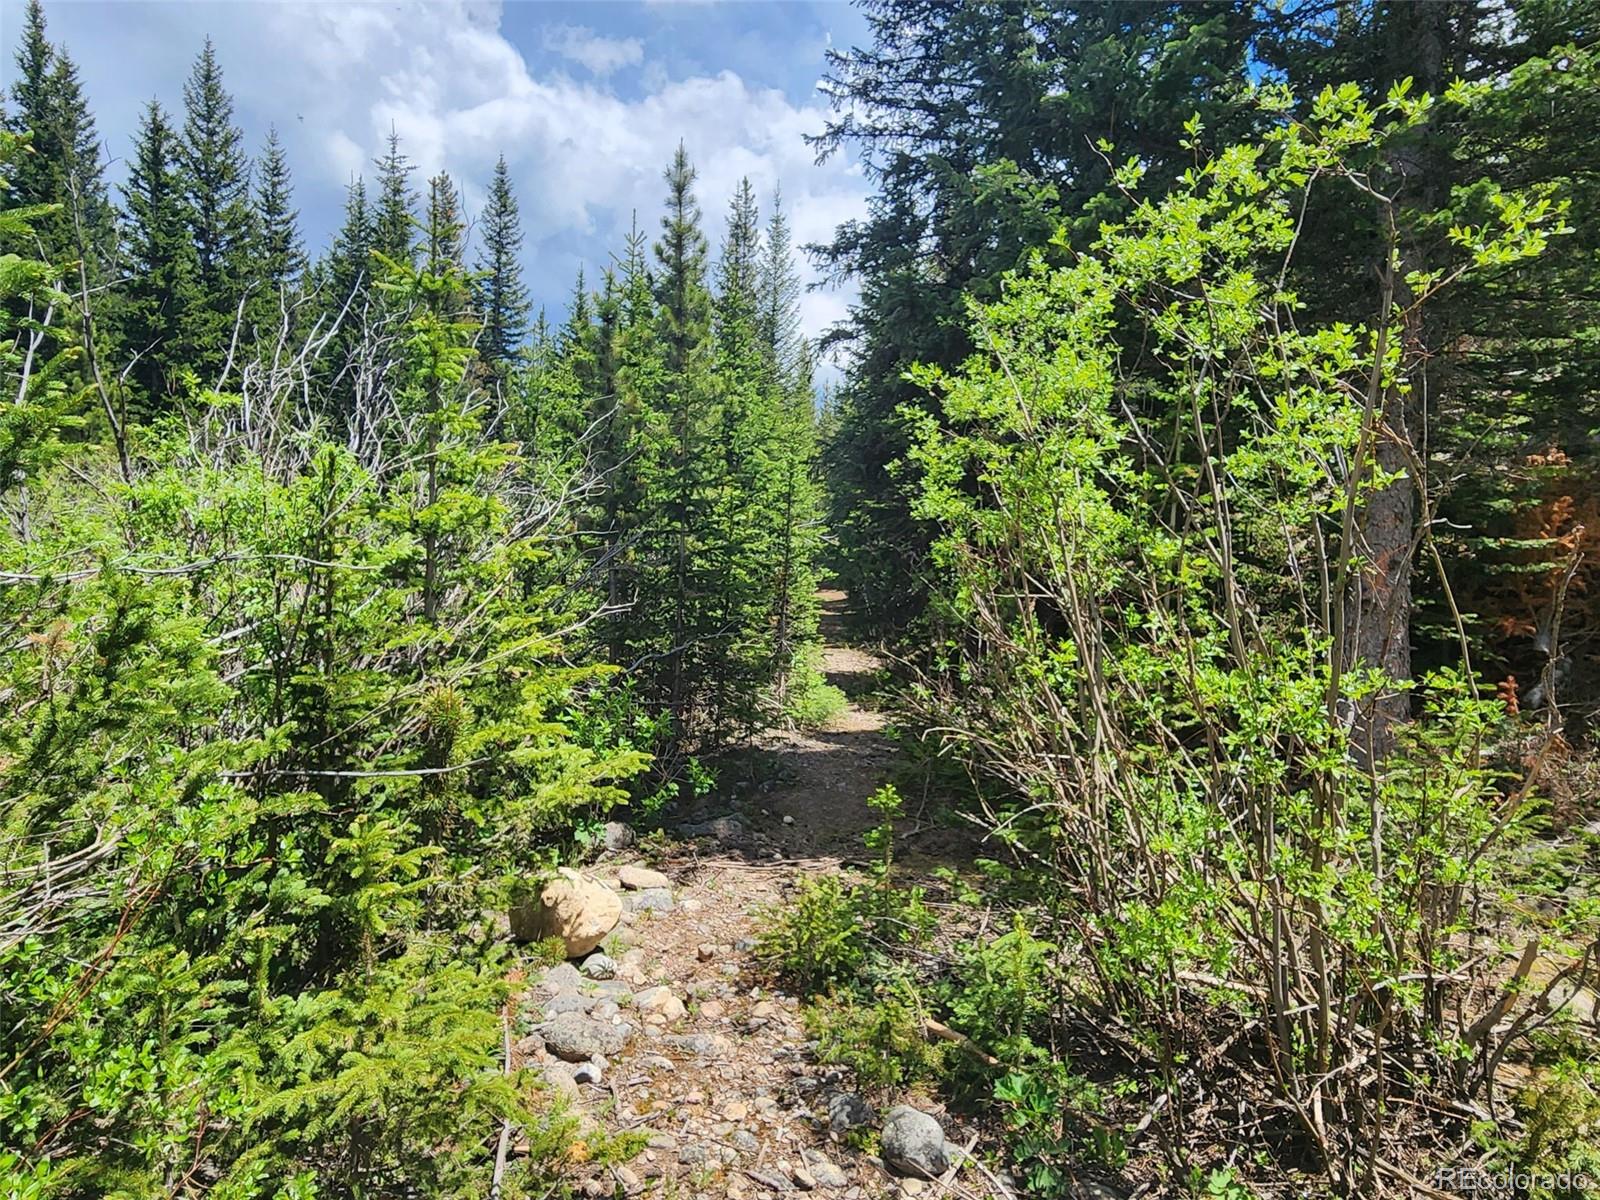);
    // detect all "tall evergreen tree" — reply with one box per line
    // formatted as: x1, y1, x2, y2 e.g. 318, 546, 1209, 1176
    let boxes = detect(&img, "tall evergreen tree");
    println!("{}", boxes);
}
248, 126, 303, 339
423, 172, 464, 273
4, 0, 114, 270
472, 155, 529, 371
179, 37, 256, 380
648, 145, 721, 737
253, 128, 302, 294
373, 129, 416, 267
757, 187, 803, 388
119, 99, 196, 404
317, 174, 377, 423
